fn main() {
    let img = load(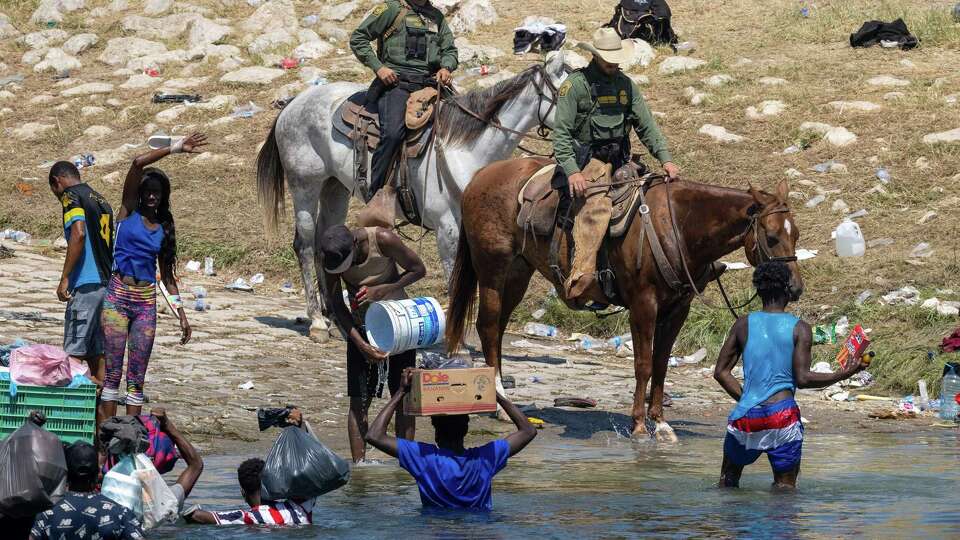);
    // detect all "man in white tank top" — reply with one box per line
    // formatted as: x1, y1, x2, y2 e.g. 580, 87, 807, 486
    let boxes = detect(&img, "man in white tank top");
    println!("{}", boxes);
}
320, 225, 428, 462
